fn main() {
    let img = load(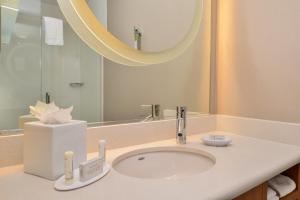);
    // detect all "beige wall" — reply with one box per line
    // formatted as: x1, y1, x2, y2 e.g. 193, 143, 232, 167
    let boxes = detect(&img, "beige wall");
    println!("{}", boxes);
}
216, 0, 300, 123
104, 0, 211, 121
